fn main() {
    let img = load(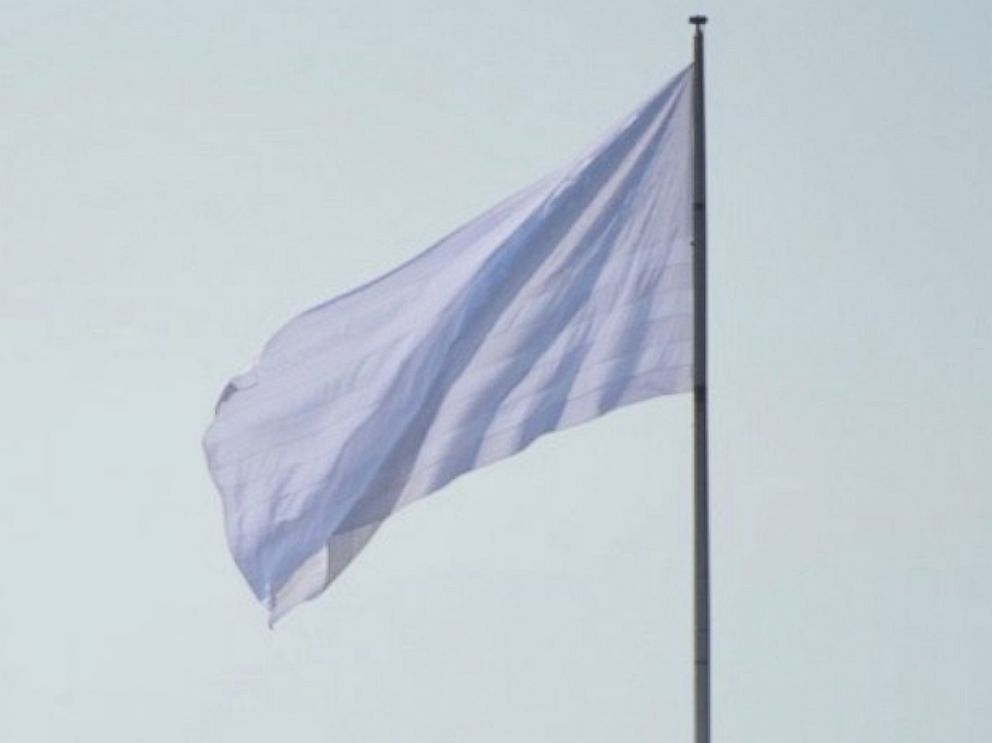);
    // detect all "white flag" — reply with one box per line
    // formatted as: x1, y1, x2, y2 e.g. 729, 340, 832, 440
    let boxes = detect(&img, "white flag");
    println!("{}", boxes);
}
204, 66, 694, 621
